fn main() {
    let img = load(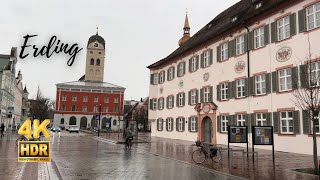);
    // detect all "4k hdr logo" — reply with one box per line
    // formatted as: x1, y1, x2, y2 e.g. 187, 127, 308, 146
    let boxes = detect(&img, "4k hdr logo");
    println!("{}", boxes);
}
17, 119, 51, 162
